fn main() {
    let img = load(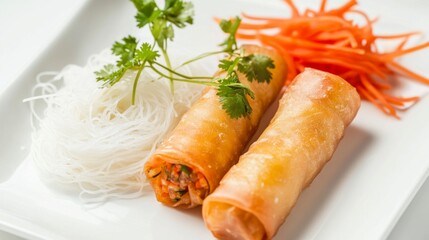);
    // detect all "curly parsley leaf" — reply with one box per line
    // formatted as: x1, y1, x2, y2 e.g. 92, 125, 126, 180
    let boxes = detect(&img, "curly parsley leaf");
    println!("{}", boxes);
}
216, 74, 254, 119
112, 36, 138, 67
237, 54, 275, 83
